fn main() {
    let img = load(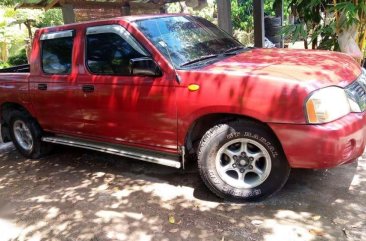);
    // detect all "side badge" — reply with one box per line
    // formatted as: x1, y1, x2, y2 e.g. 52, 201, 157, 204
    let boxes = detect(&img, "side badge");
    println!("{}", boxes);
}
188, 84, 200, 92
